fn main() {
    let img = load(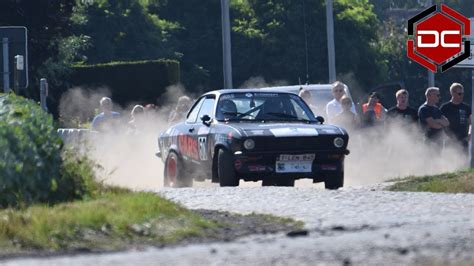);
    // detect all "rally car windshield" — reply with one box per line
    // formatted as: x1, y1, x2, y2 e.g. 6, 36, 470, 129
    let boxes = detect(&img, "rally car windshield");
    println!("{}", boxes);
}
215, 92, 317, 122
